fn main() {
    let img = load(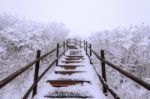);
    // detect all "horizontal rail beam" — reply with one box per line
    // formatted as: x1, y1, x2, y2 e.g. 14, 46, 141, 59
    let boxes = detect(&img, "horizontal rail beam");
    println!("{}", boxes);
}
23, 49, 67, 99
0, 45, 63, 89
92, 64, 120, 99
91, 49, 150, 90
97, 74, 120, 99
